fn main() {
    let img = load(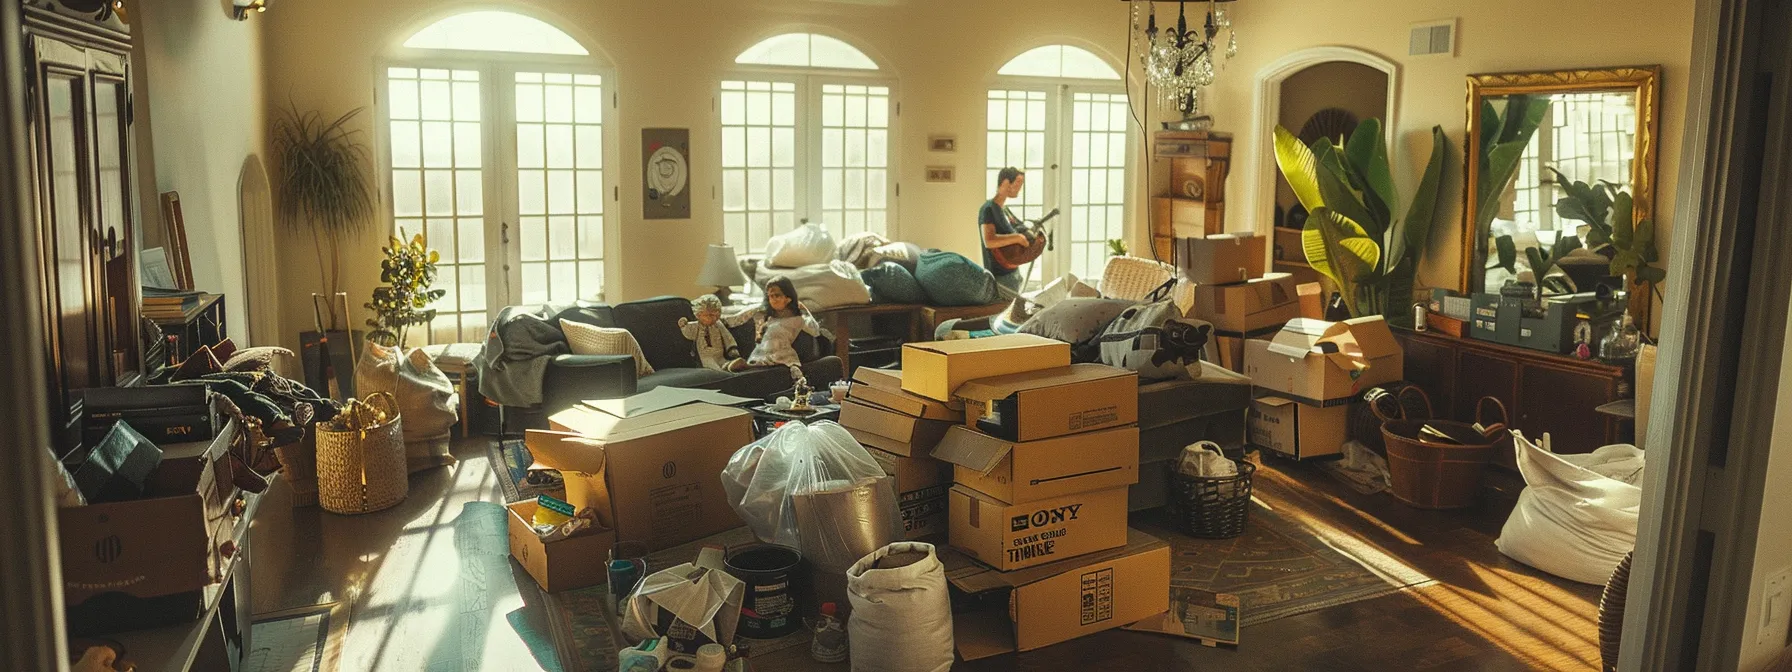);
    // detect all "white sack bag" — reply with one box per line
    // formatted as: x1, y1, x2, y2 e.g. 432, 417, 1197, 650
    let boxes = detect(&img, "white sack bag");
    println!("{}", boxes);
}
764, 223, 837, 268
754, 260, 872, 311
1495, 431, 1644, 584
846, 542, 954, 672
